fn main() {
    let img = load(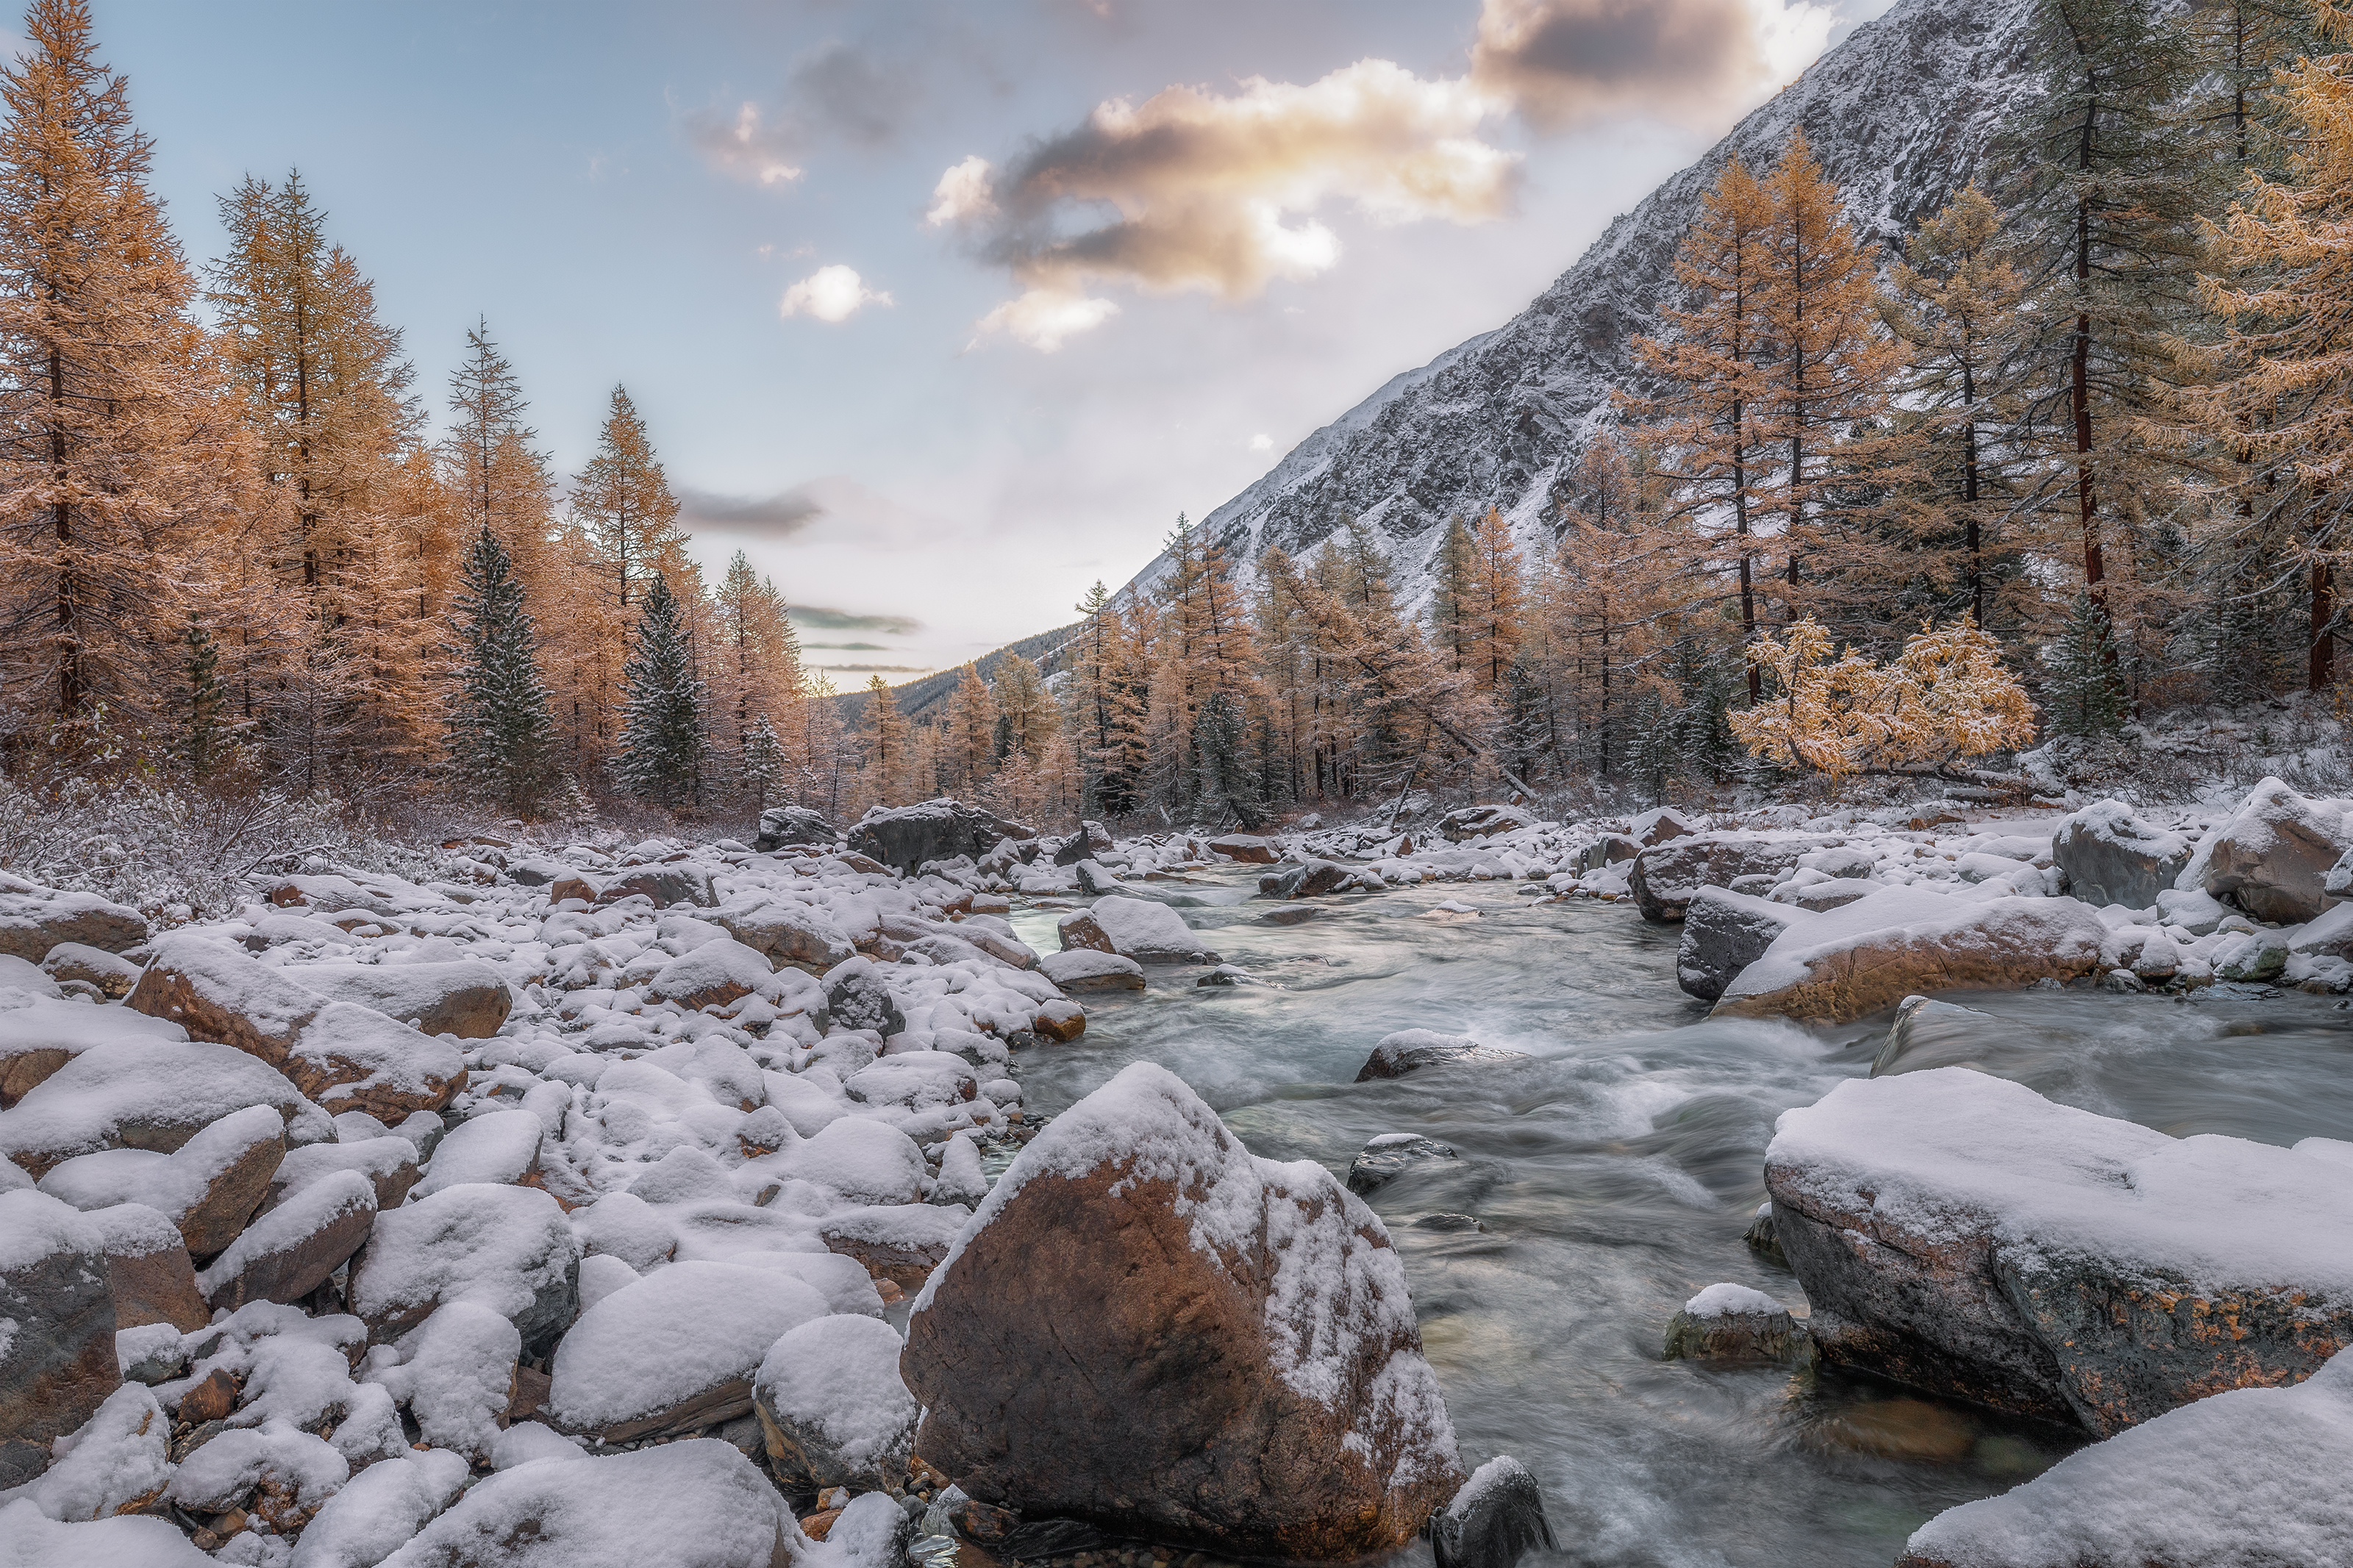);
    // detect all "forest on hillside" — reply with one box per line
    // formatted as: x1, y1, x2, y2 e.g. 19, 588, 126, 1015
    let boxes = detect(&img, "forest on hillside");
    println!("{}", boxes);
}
7, 0, 2353, 851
